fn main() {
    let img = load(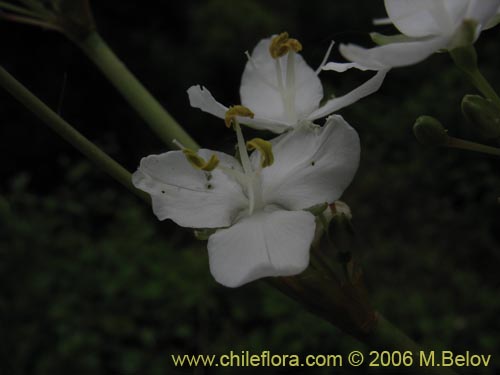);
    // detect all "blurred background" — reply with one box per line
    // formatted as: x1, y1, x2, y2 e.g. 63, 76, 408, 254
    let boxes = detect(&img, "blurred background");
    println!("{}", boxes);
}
1, 1, 499, 374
